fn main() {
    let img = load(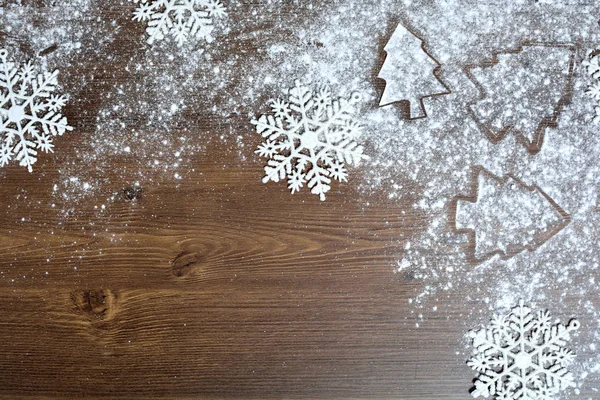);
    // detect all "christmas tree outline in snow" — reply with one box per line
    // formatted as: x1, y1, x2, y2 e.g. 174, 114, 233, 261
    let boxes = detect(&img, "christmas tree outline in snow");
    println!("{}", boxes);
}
452, 167, 571, 264
0, 48, 72, 172
468, 300, 580, 399
132, 0, 227, 47
465, 42, 575, 154
252, 80, 368, 201
377, 22, 450, 119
